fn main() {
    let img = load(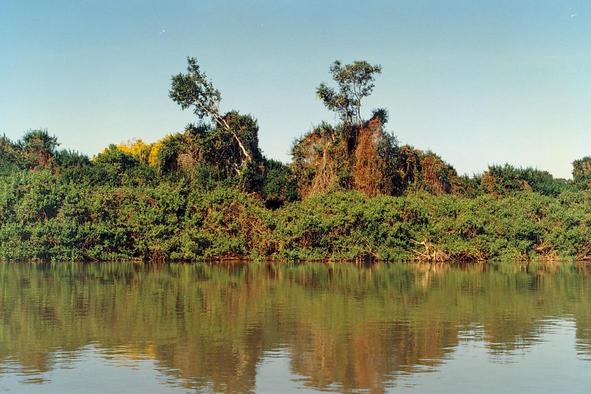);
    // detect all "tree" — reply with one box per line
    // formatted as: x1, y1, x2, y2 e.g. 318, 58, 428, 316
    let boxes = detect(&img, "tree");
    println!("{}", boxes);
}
316, 60, 382, 126
19, 129, 59, 168
573, 157, 591, 190
0, 135, 22, 172
169, 57, 252, 168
